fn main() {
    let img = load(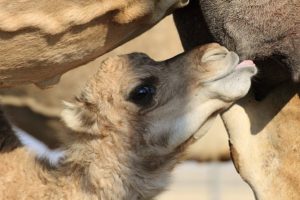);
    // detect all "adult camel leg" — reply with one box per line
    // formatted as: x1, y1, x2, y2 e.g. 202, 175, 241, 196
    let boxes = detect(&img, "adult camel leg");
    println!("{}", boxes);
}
173, 0, 213, 51
222, 82, 300, 200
